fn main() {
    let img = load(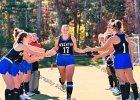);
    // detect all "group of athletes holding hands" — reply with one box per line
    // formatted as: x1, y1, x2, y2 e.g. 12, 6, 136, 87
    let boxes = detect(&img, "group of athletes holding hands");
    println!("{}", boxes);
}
0, 18, 139, 100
